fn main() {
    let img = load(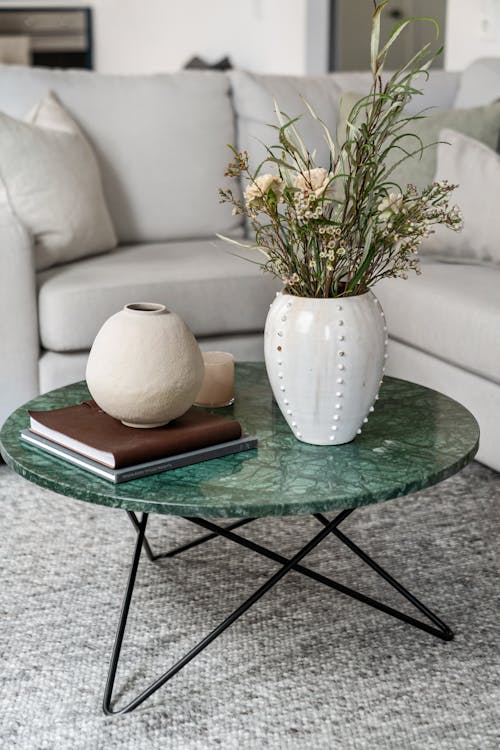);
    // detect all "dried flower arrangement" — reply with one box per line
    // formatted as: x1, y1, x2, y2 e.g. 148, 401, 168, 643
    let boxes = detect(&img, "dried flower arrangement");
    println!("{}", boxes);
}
219, 0, 462, 299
